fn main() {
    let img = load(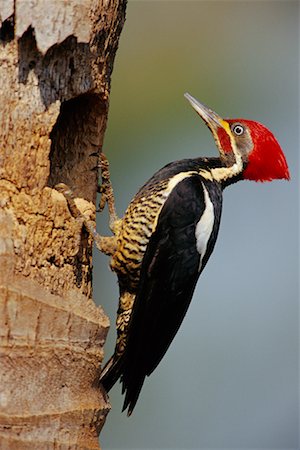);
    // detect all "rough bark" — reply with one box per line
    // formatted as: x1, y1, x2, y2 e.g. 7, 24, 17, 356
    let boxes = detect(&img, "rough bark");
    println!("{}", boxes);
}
0, 1, 126, 448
